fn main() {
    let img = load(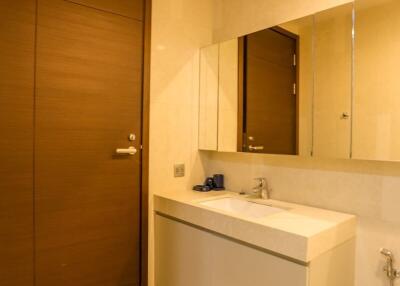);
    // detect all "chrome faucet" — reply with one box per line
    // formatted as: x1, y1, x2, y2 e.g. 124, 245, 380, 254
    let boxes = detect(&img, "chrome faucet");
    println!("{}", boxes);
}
252, 177, 270, 199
